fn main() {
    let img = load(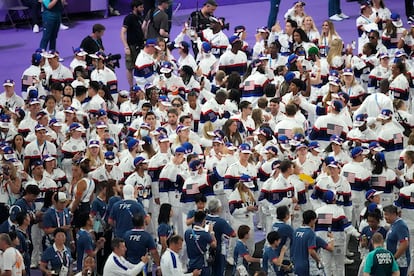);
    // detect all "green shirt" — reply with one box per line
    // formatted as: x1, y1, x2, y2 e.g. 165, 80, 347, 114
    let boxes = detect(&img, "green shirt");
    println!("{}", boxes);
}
363, 246, 399, 276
